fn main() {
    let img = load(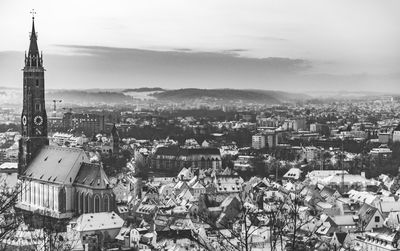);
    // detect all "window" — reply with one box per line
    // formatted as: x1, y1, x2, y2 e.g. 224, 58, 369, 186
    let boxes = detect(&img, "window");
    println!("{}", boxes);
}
79, 192, 84, 213
104, 194, 110, 212
85, 193, 89, 213
36, 79, 39, 87
94, 195, 100, 213
35, 103, 40, 111
375, 216, 380, 222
